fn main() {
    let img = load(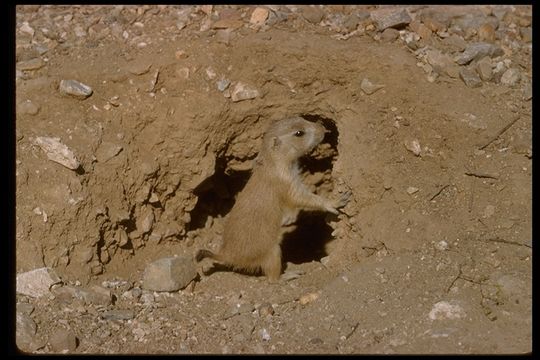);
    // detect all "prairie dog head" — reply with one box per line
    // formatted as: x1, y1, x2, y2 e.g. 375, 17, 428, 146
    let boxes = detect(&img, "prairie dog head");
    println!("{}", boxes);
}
261, 117, 327, 163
